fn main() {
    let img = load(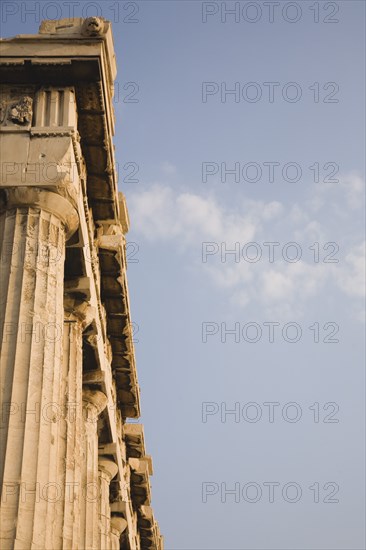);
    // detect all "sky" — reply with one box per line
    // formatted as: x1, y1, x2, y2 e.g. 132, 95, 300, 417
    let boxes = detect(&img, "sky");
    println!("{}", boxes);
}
1, 1, 365, 549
